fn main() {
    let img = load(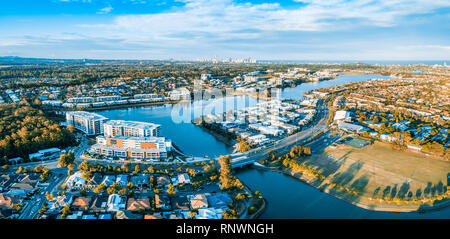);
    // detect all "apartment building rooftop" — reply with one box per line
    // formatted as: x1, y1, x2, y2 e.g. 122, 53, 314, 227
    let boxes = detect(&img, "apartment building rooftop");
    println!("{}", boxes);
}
66, 111, 108, 121
104, 120, 160, 130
